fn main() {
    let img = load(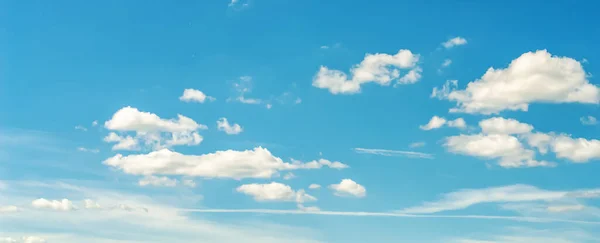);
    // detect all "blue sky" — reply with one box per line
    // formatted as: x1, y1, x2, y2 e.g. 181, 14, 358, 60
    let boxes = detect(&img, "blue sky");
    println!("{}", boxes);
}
1, 0, 600, 242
